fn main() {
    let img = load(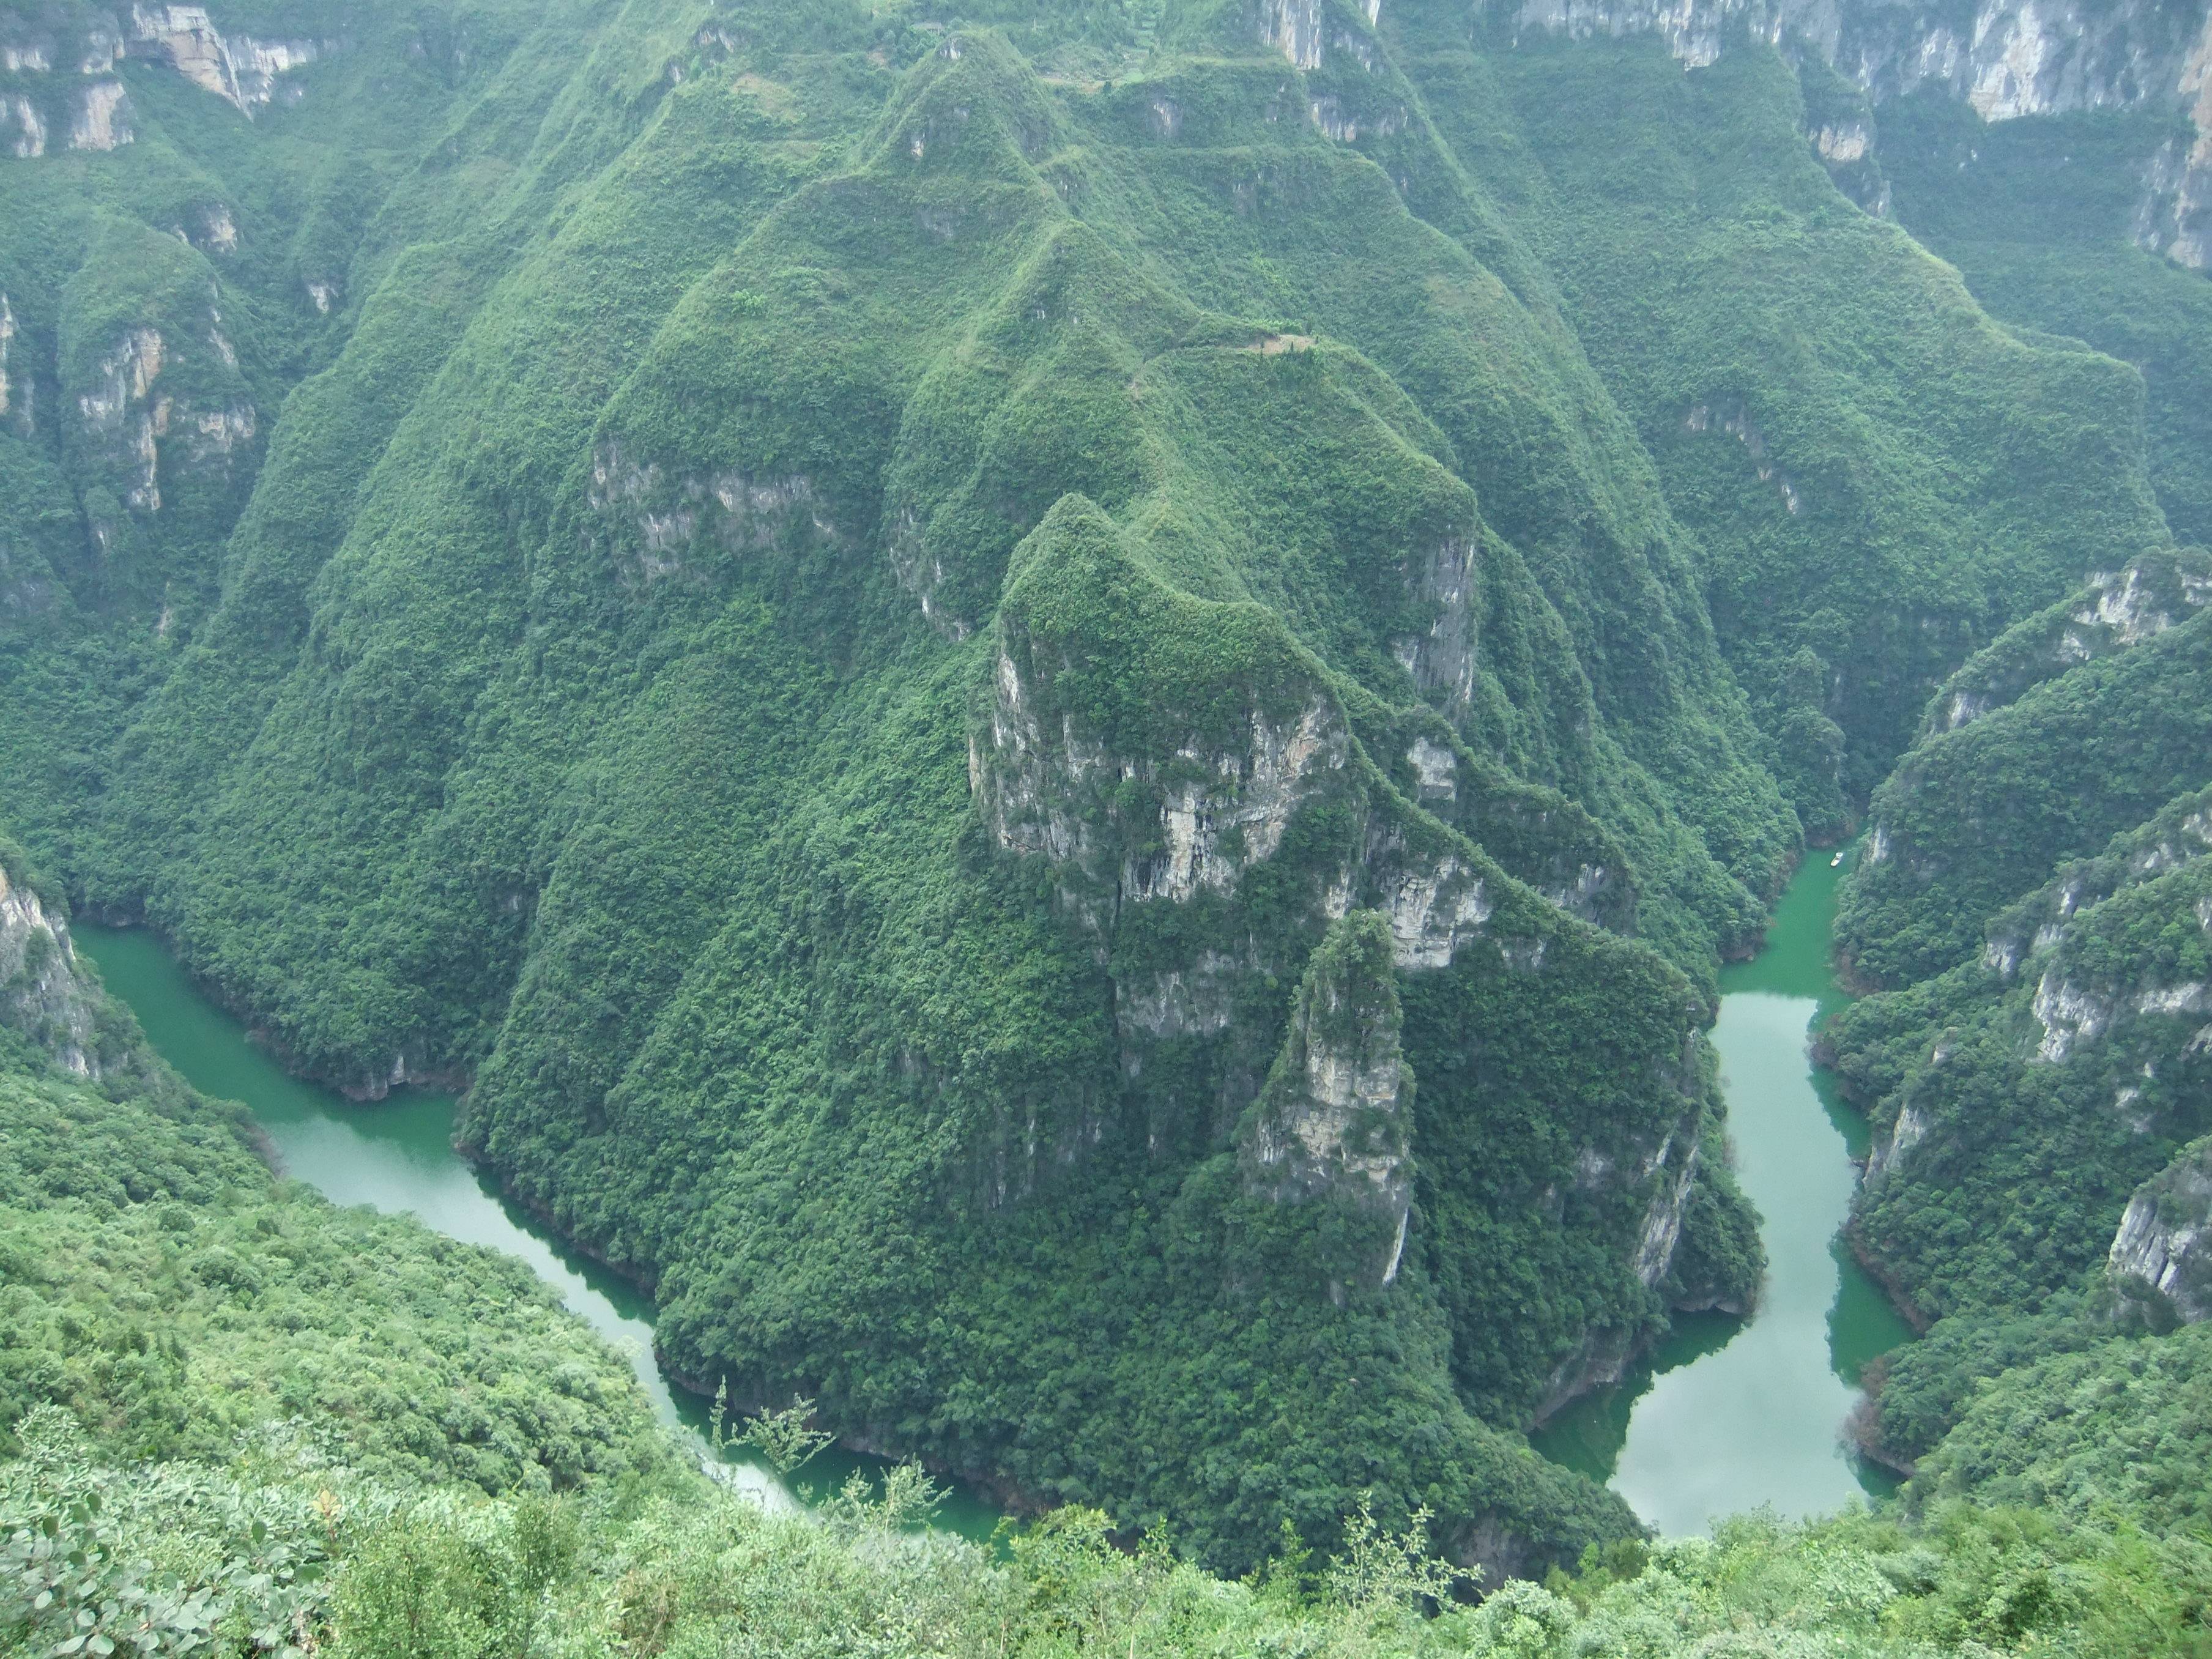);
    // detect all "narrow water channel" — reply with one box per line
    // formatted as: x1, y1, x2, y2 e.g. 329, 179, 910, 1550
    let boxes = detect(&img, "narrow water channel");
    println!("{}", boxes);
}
78, 853, 1907, 1549
73, 921, 1003, 1542
1532, 853, 1917, 1535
